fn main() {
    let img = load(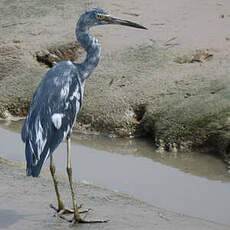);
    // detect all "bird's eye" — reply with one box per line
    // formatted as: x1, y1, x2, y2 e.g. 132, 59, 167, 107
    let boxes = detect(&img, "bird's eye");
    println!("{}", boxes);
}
96, 14, 105, 21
